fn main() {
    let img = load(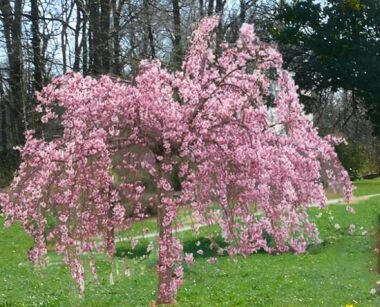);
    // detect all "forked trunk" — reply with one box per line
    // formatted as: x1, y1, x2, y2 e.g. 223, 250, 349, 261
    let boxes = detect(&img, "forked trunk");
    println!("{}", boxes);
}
156, 204, 176, 304
155, 159, 181, 304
